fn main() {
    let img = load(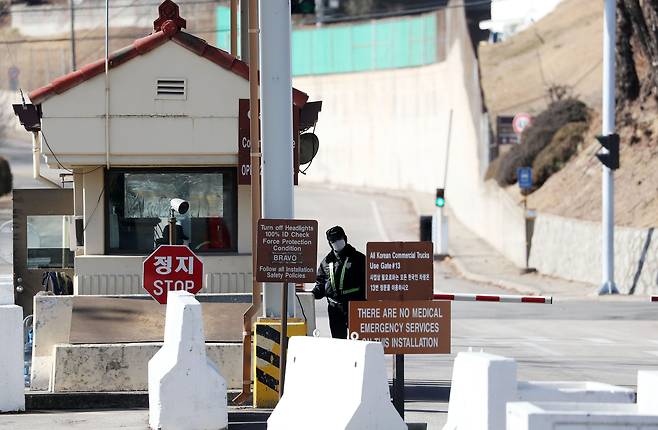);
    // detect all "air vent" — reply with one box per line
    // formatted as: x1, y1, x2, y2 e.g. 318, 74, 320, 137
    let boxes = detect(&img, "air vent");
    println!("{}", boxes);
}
156, 78, 186, 100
